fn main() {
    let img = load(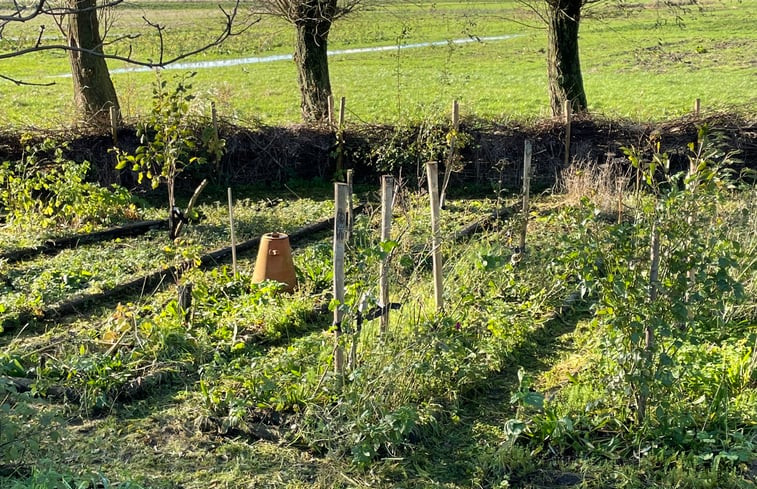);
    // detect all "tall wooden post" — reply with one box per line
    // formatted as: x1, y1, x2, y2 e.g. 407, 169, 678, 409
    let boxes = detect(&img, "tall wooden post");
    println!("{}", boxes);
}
109, 106, 119, 145
519, 141, 533, 253
333, 183, 349, 376
638, 221, 660, 424
564, 99, 572, 167
687, 154, 698, 295
178, 282, 192, 325
617, 177, 624, 224
426, 162, 443, 312
339, 96, 346, 128
346, 169, 354, 240
380, 175, 394, 334
337, 97, 346, 174
211, 101, 219, 136
228, 187, 237, 278
327, 95, 335, 127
